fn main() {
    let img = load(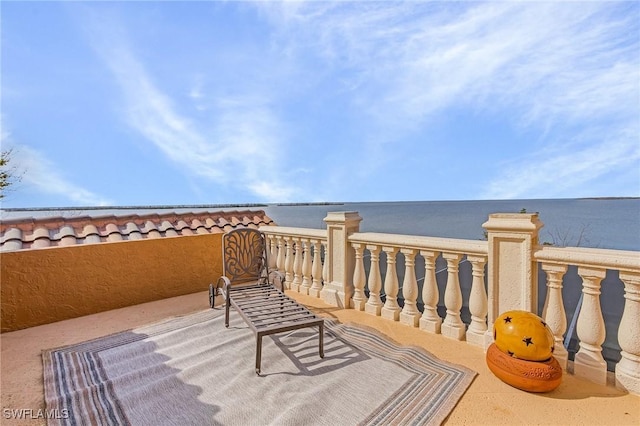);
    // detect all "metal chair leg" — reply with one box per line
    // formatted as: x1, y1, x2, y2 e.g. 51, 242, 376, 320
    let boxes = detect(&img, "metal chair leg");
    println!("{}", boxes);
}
256, 334, 263, 375
209, 283, 216, 308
